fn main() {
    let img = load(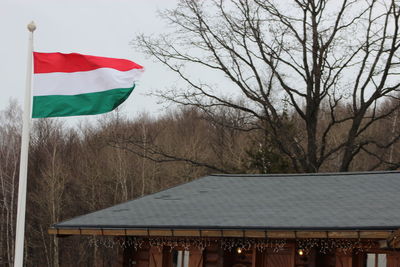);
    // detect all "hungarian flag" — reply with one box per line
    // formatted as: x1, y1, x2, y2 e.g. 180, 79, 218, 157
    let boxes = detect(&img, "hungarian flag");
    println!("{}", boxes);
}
32, 52, 144, 118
